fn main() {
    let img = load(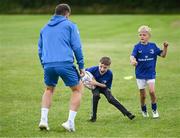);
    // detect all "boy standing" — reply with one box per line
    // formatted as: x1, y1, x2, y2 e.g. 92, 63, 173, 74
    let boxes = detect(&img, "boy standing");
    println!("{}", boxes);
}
130, 25, 168, 118
86, 57, 135, 122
